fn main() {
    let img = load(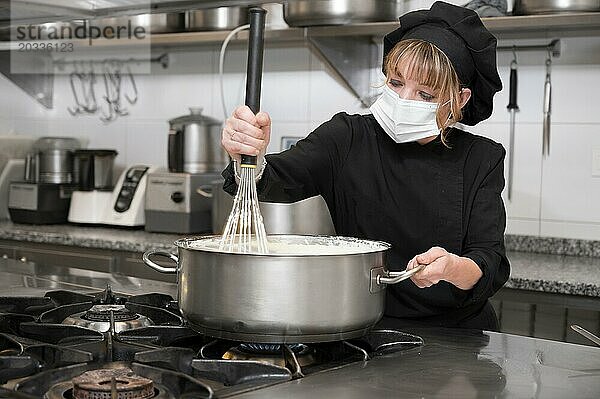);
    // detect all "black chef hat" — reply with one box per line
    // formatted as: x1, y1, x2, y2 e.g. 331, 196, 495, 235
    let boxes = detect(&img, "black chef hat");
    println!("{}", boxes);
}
383, 1, 502, 125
